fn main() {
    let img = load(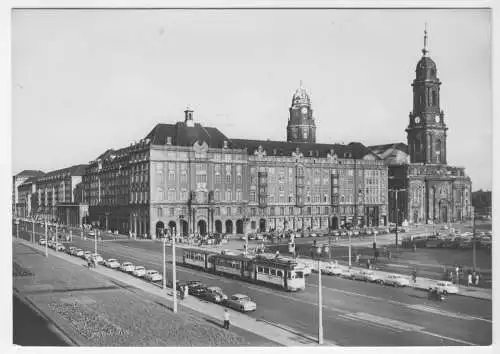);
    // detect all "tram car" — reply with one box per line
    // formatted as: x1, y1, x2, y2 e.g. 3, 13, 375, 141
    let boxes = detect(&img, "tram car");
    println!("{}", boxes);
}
178, 248, 306, 291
